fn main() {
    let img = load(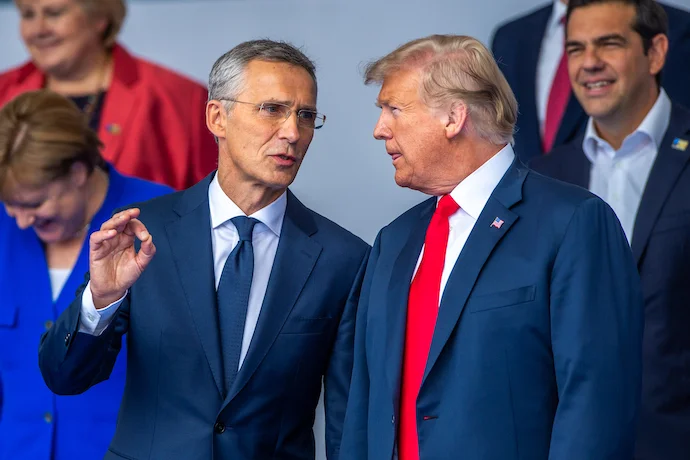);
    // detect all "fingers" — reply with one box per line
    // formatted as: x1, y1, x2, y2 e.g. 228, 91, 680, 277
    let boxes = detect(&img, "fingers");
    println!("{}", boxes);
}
135, 234, 156, 270
100, 208, 141, 232
122, 219, 150, 241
